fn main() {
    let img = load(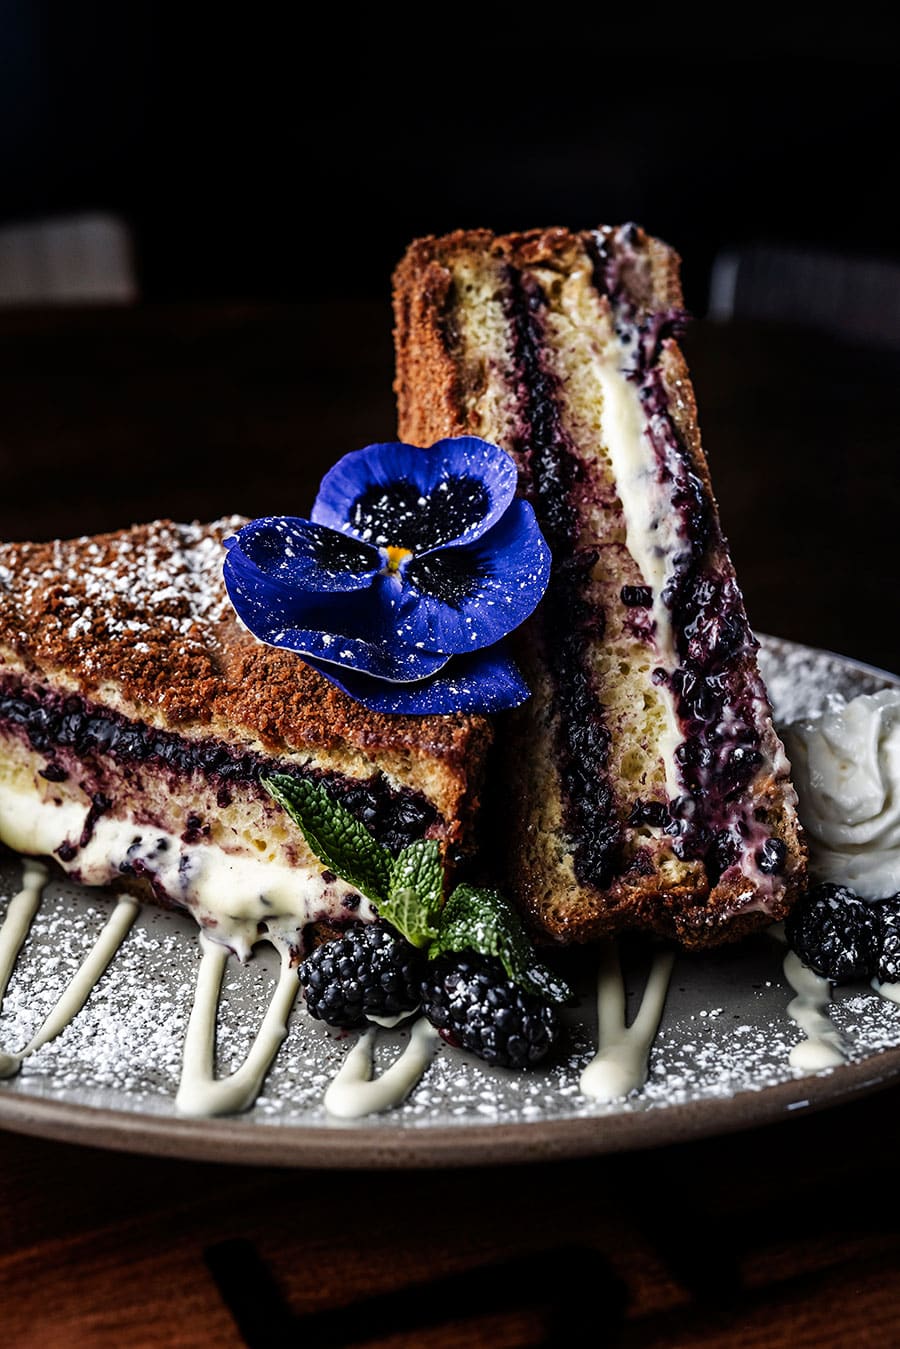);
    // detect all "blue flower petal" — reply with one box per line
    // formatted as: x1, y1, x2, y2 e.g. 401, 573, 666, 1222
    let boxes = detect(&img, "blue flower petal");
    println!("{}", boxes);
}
256, 627, 450, 683
303, 644, 531, 715
311, 438, 518, 552
393, 499, 551, 653
224, 539, 363, 631
227, 516, 380, 594
224, 545, 448, 683
221, 438, 550, 717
